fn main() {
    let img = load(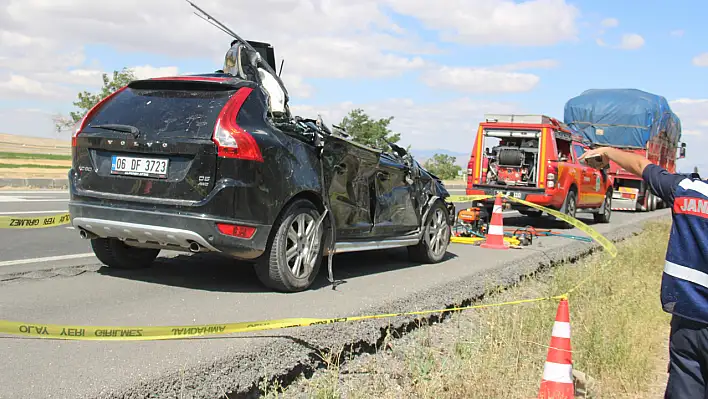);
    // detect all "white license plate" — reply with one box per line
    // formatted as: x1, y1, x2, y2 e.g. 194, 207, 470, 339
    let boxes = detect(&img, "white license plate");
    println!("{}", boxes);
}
111, 155, 168, 178
496, 190, 522, 199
